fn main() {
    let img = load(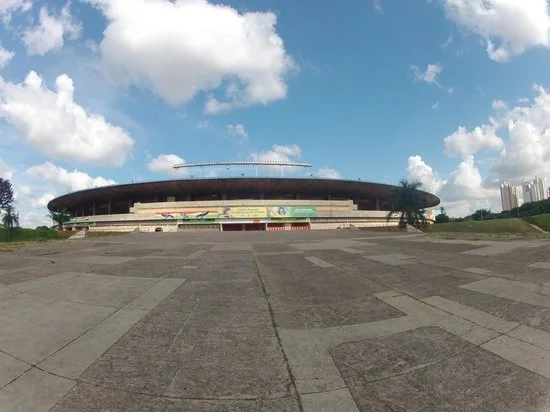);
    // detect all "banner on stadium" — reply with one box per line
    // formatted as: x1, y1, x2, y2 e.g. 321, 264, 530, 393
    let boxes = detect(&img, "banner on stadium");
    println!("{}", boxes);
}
218, 206, 266, 219
268, 206, 317, 218
155, 206, 318, 220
